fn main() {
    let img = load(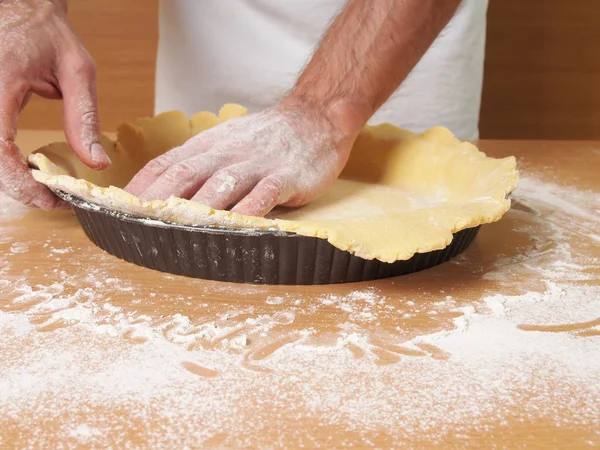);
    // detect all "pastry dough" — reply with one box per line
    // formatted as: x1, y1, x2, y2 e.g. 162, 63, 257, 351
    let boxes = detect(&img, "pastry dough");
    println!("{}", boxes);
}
28, 104, 519, 263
